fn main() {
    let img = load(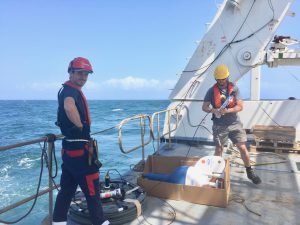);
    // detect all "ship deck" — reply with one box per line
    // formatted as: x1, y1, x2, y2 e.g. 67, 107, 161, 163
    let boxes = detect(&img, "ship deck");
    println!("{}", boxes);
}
127, 142, 300, 225
43, 142, 300, 225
